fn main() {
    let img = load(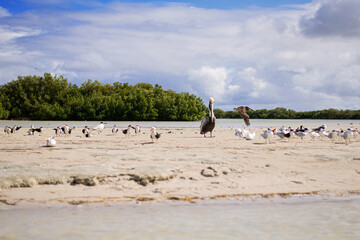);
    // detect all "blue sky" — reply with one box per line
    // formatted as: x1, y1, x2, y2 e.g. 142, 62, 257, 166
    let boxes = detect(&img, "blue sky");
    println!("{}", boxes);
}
2, 0, 312, 12
1, 0, 360, 111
